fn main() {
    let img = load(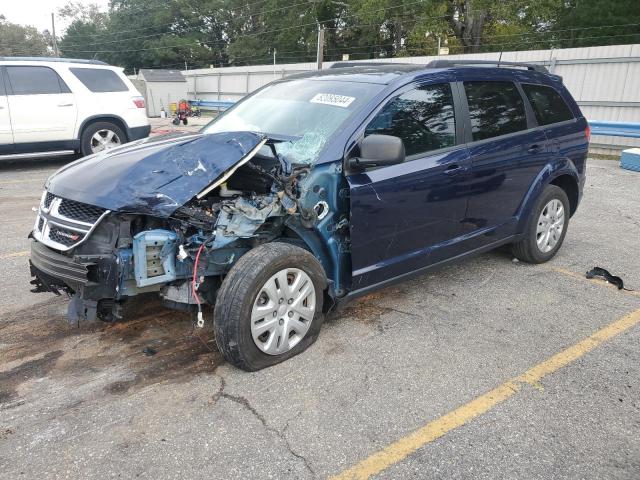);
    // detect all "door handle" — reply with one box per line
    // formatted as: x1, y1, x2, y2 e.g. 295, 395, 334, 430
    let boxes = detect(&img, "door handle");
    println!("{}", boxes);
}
58, 103, 74, 107
527, 144, 543, 154
443, 164, 464, 175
